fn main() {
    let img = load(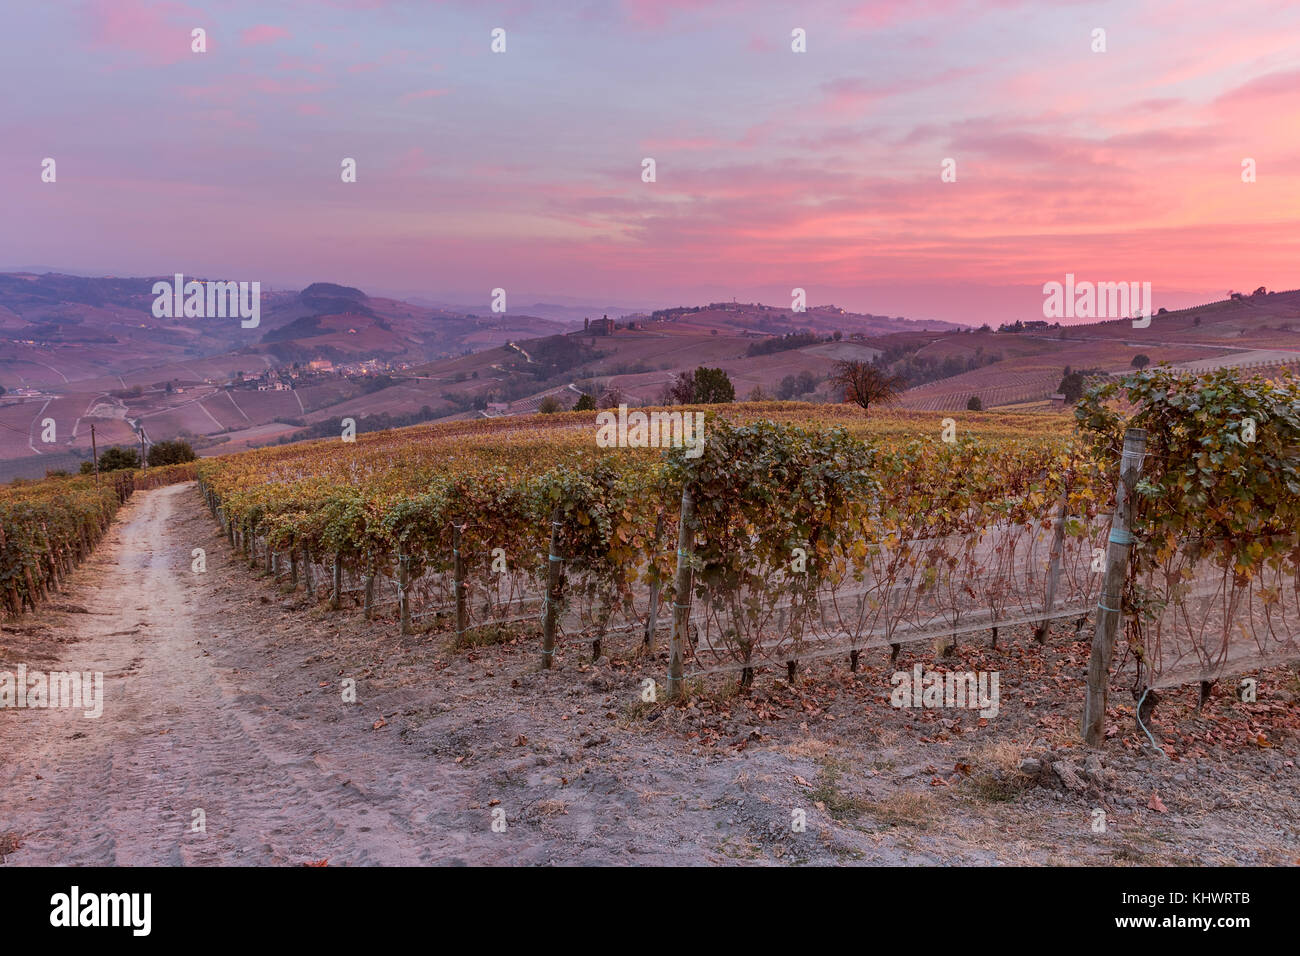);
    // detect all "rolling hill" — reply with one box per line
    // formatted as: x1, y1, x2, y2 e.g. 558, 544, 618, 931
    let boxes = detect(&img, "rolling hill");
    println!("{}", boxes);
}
3, 277, 1299, 481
